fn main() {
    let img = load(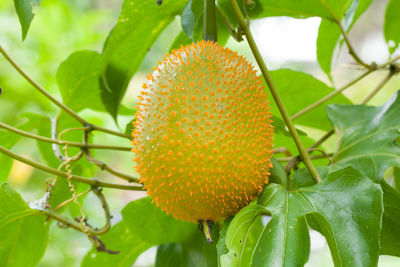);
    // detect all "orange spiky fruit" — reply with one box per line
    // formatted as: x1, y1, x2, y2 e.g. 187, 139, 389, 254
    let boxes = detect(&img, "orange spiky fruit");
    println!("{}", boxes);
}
132, 40, 273, 223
